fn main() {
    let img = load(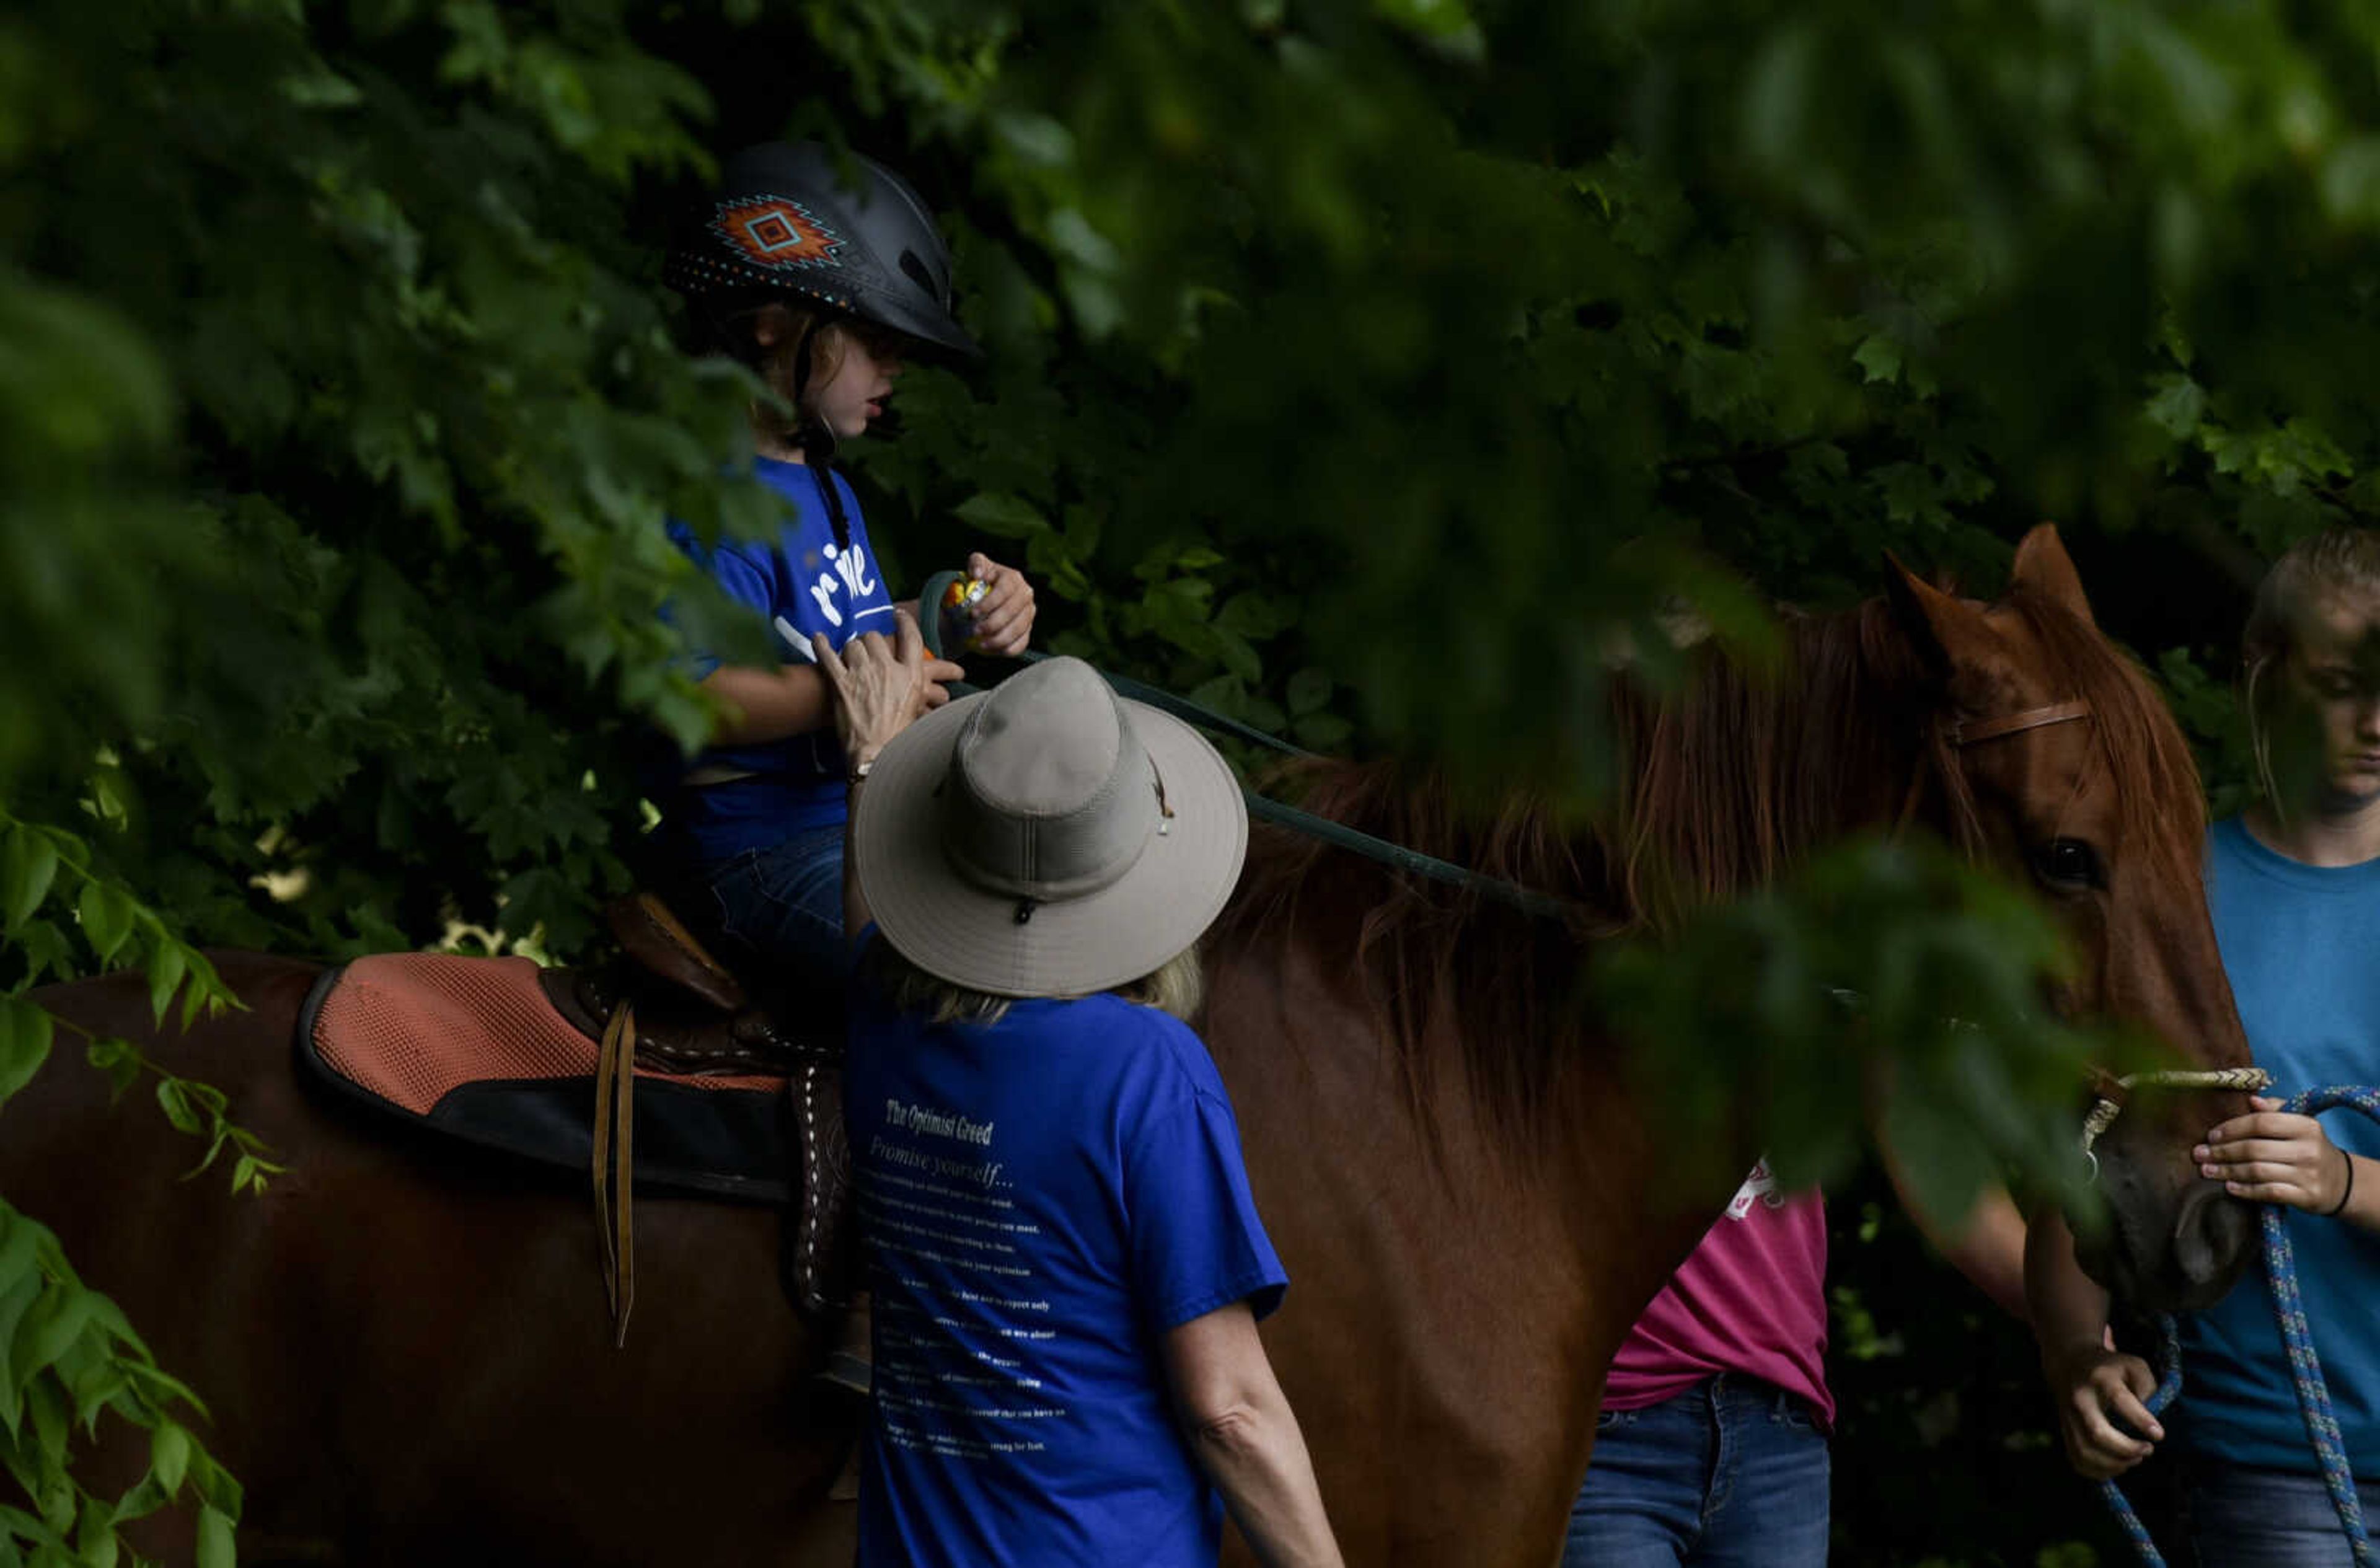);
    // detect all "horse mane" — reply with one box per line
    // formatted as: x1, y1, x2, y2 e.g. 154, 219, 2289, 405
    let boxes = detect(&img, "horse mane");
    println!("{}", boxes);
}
1213, 585, 2202, 1150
